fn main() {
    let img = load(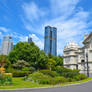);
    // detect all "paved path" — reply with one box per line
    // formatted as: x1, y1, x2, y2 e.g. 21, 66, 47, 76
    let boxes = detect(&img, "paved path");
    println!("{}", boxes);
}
1, 81, 92, 92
